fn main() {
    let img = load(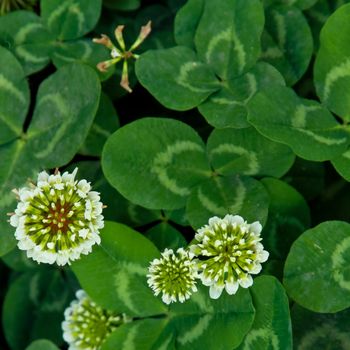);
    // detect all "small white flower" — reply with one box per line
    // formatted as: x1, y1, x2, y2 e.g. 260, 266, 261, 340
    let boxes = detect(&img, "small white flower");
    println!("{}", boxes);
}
62, 290, 128, 349
10, 168, 104, 266
191, 214, 269, 299
147, 248, 198, 304
111, 48, 121, 58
